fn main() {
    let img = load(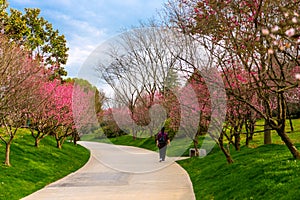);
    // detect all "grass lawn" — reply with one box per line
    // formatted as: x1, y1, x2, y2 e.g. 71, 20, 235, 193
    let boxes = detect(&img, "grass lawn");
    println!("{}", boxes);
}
0, 129, 90, 200
178, 144, 300, 200
246, 118, 300, 147
82, 118, 300, 199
